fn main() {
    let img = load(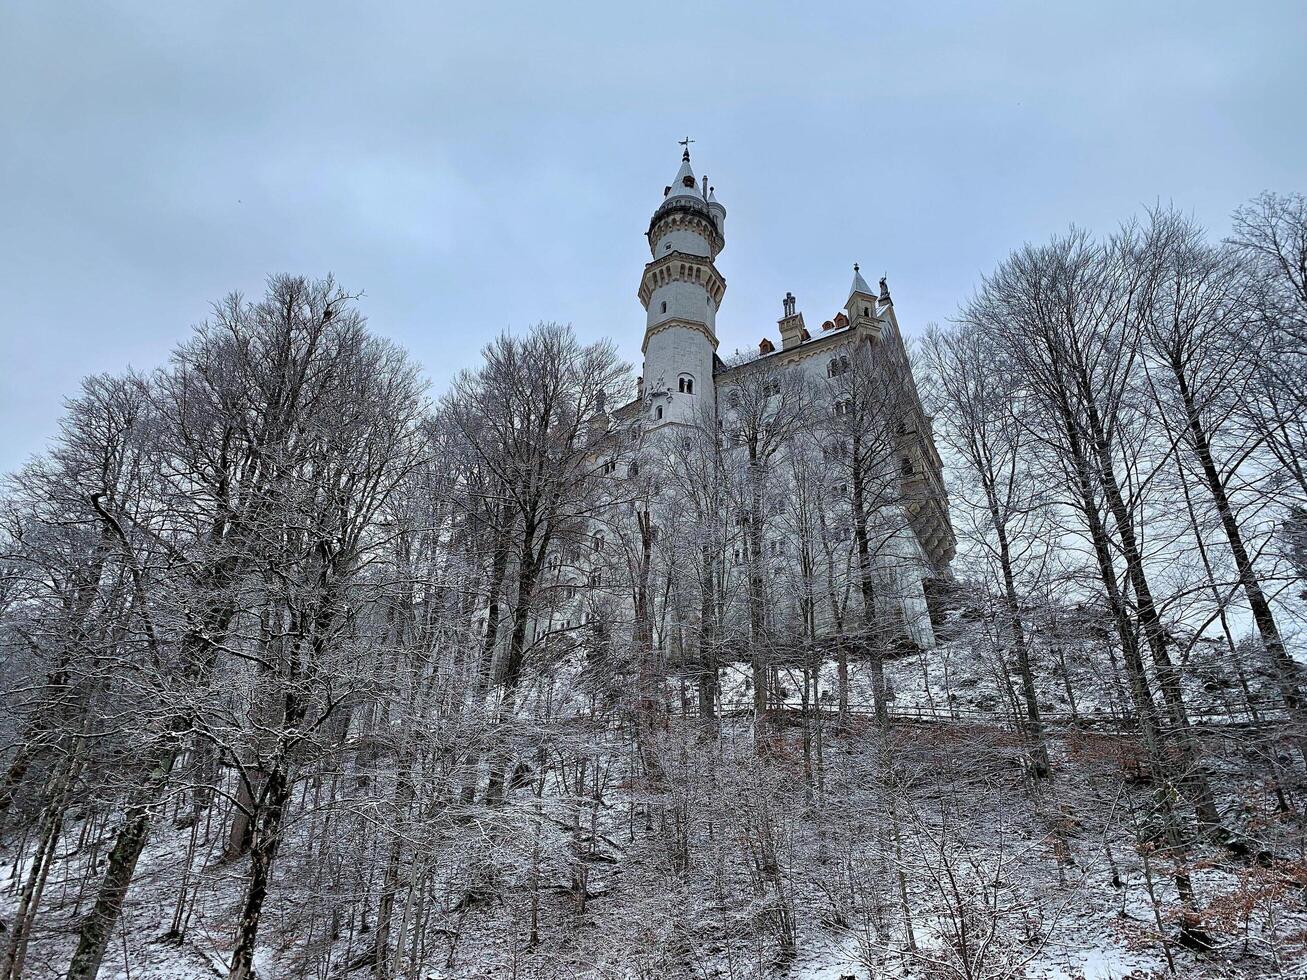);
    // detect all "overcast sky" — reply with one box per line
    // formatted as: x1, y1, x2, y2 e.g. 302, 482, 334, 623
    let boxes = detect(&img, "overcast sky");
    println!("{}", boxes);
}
1, 1, 1303, 473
